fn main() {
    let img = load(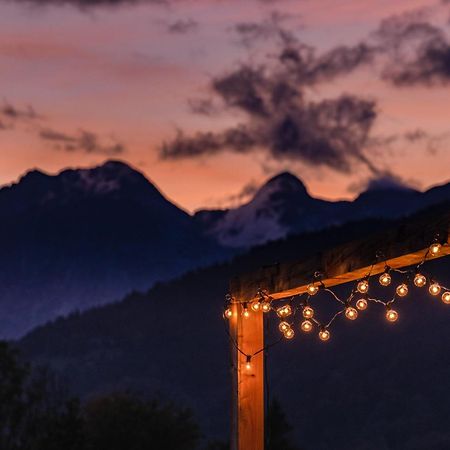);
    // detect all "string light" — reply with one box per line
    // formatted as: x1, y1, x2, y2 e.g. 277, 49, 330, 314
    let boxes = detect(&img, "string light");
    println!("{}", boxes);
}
251, 300, 261, 312
396, 283, 408, 297
442, 292, 450, 304
303, 306, 315, 319
430, 242, 441, 255
357, 279, 369, 294
379, 272, 392, 286
307, 284, 319, 296
276, 304, 292, 318
429, 282, 441, 296
319, 329, 330, 341
300, 320, 313, 332
413, 273, 427, 287
284, 328, 295, 339
223, 238, 448, 360
345, 306, 358, 320
386, 308, 399, 323
356, 298, 368, 311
